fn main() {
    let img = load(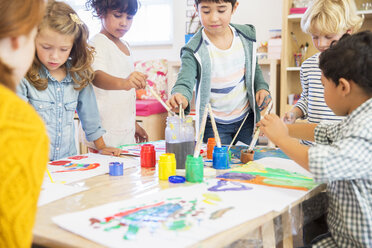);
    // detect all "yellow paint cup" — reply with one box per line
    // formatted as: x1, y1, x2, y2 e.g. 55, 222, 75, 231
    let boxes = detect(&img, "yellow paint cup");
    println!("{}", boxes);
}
158, 153, 176, 180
